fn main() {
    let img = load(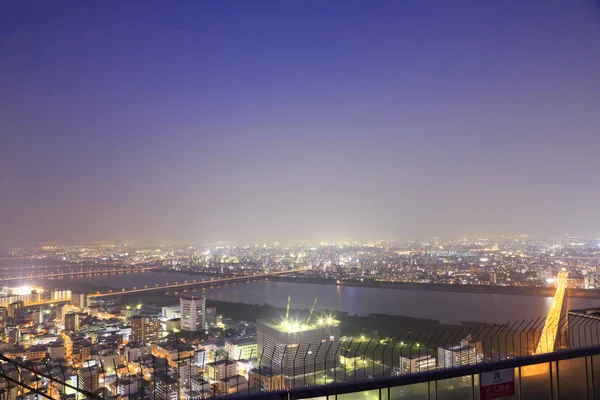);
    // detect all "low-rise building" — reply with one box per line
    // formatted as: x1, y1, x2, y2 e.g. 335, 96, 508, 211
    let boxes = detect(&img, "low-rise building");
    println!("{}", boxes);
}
225, 337, 257, 361
219, 375, 248, 395
206, 359, 237, 383
399, 354, 437, 374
